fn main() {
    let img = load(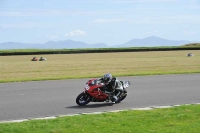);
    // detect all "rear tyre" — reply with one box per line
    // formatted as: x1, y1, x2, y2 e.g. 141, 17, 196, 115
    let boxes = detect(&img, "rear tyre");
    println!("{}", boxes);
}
76, 92, 91, 106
